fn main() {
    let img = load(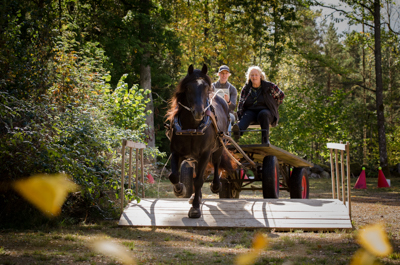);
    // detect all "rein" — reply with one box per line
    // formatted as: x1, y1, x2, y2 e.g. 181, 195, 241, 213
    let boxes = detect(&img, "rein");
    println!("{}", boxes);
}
173, 90, 226, 136
177, 89, 222, 114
